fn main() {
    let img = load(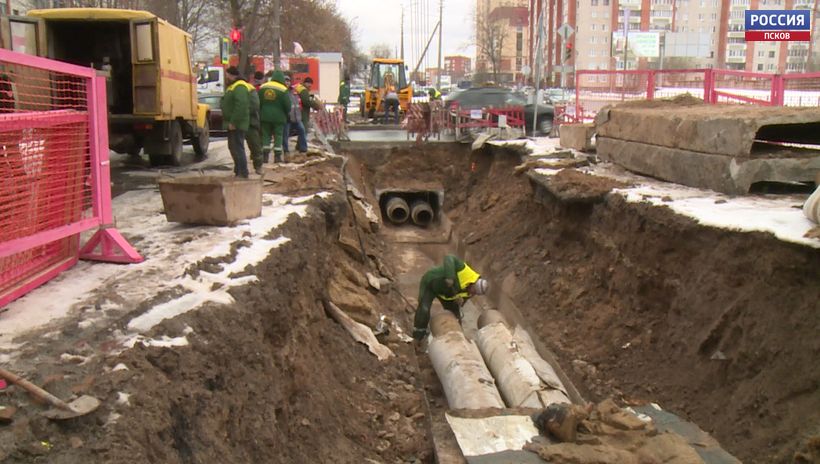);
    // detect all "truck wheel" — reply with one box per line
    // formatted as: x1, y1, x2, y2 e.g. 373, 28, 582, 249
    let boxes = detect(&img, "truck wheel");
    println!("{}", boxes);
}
169, 120, 192, 166
192, 119, 210, 160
